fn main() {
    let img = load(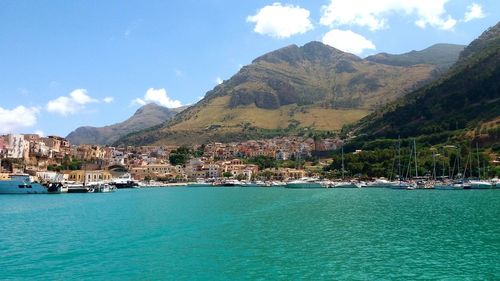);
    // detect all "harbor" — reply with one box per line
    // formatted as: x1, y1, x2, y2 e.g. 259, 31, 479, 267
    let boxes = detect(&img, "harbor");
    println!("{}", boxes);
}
1, 187, 498, 280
